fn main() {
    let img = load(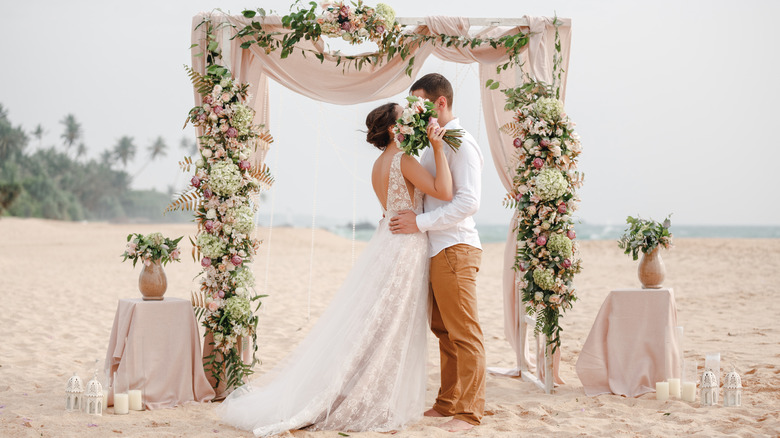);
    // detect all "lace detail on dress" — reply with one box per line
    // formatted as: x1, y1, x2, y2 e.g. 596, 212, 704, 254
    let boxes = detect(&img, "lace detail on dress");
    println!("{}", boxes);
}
385, 152, 424, 217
